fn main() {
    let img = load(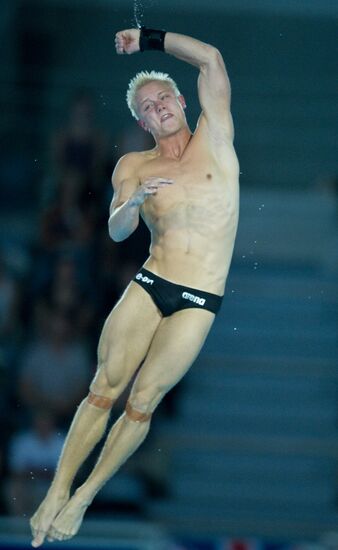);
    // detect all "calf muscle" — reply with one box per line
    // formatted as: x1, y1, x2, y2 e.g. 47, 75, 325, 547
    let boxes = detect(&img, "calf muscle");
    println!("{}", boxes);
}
48, 398, 110, 494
